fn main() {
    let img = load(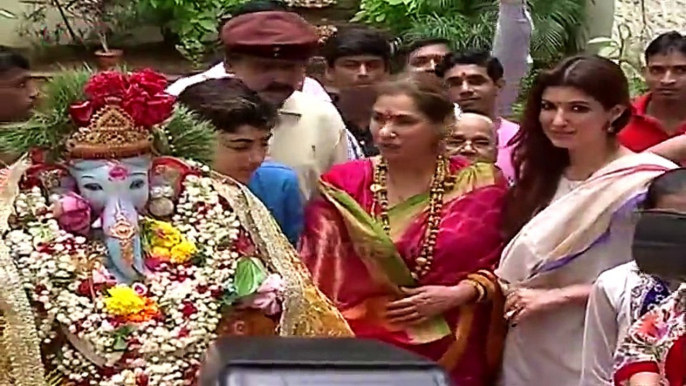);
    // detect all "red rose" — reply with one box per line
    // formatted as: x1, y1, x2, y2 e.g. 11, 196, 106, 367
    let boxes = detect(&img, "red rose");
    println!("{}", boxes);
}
120, 84, 148, 124
129, 69, 169, 96
84, 71, 128, 108
69, 101, 94, 127
140, 94, 175, 127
